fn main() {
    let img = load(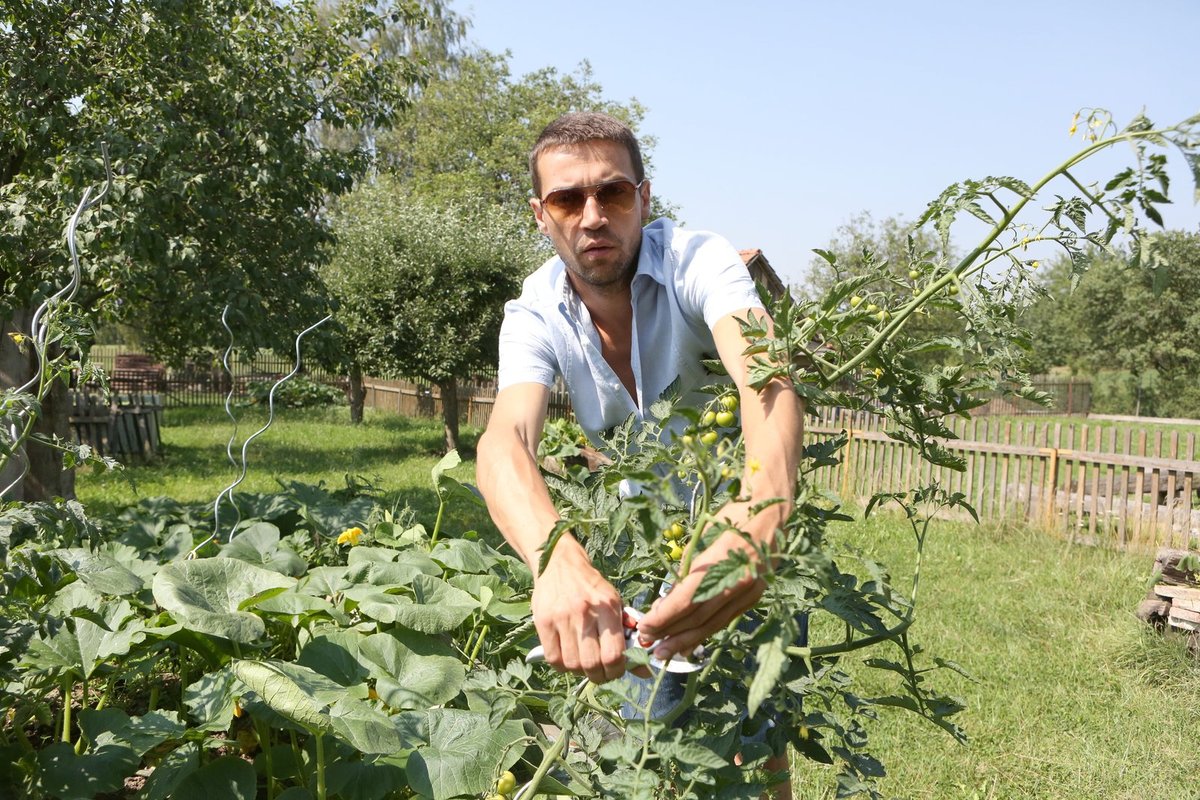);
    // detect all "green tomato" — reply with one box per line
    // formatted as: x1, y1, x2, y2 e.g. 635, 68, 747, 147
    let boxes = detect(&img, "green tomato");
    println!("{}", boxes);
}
680, 434, 694, 446
908, 269, 920, 280
665, 522, 686, 540
948, 284, 959, 296
701, 410, 717, 427
496, 771, 518, 796
849, 295, 863, 307
700, 430, 719, 446
866, 303, 879, 313
715, 410, 736, 427
669, 544, 685, 561
719, 394, 739, 412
